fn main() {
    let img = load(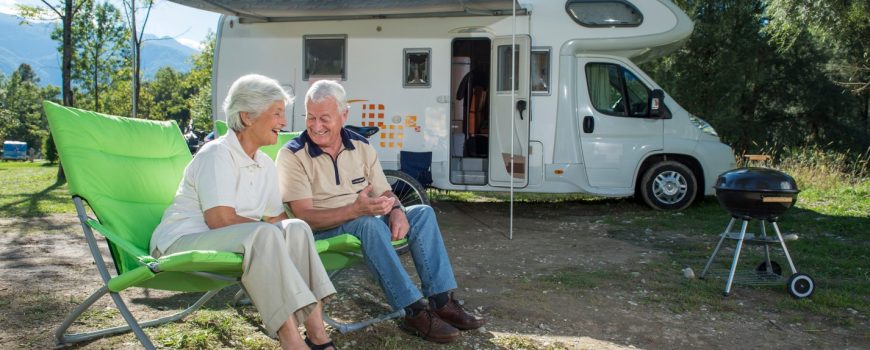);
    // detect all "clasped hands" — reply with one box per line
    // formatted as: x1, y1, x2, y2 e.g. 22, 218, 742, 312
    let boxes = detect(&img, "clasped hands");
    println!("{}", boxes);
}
353, 185, 409, 241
